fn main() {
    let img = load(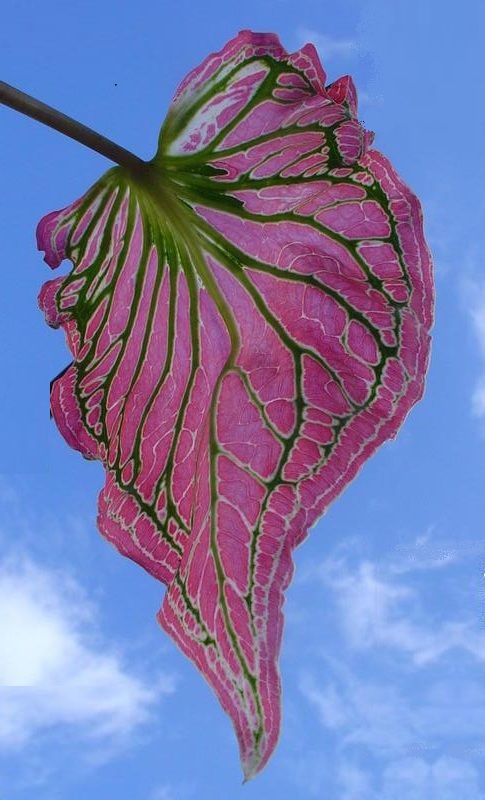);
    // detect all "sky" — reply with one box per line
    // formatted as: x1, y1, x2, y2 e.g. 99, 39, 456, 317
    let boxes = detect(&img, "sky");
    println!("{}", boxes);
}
1, 1, 485, 798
